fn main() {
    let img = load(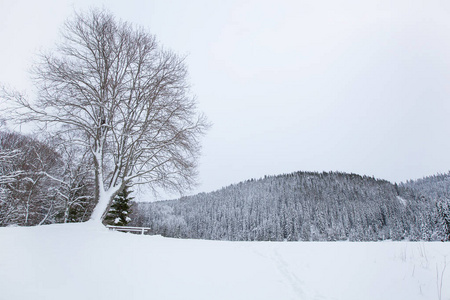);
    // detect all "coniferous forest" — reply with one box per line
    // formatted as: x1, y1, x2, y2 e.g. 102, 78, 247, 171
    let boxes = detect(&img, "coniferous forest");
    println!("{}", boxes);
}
130, 171, 450, 241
